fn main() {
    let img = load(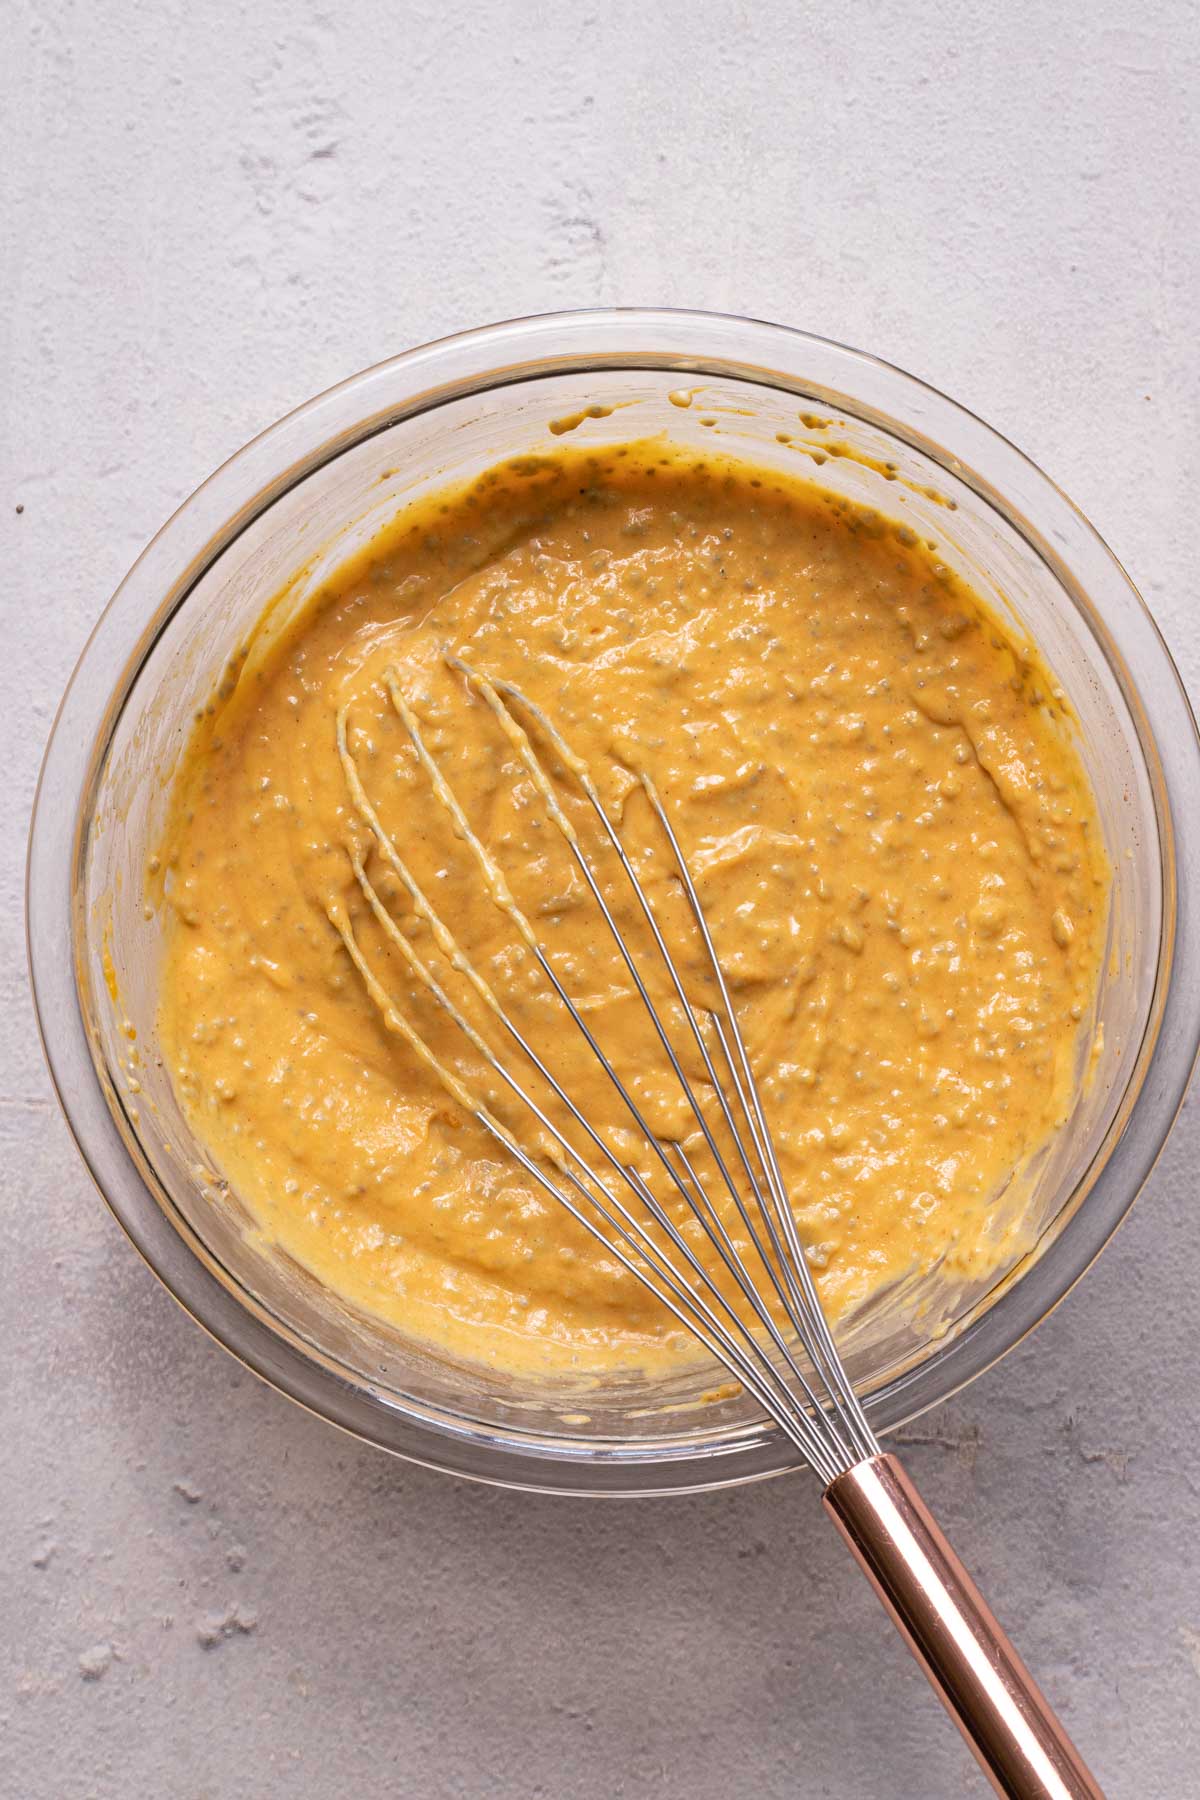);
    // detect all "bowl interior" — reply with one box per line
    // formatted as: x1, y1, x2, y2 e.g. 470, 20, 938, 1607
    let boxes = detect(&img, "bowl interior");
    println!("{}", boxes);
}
73, 356, 1163, 1481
